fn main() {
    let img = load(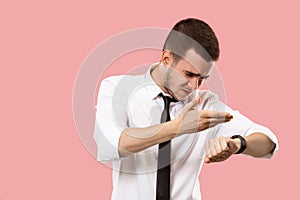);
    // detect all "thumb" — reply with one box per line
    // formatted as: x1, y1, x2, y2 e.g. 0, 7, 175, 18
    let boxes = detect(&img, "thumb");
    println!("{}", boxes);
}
227, 138, 238, 154
183, 97, 200, 113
